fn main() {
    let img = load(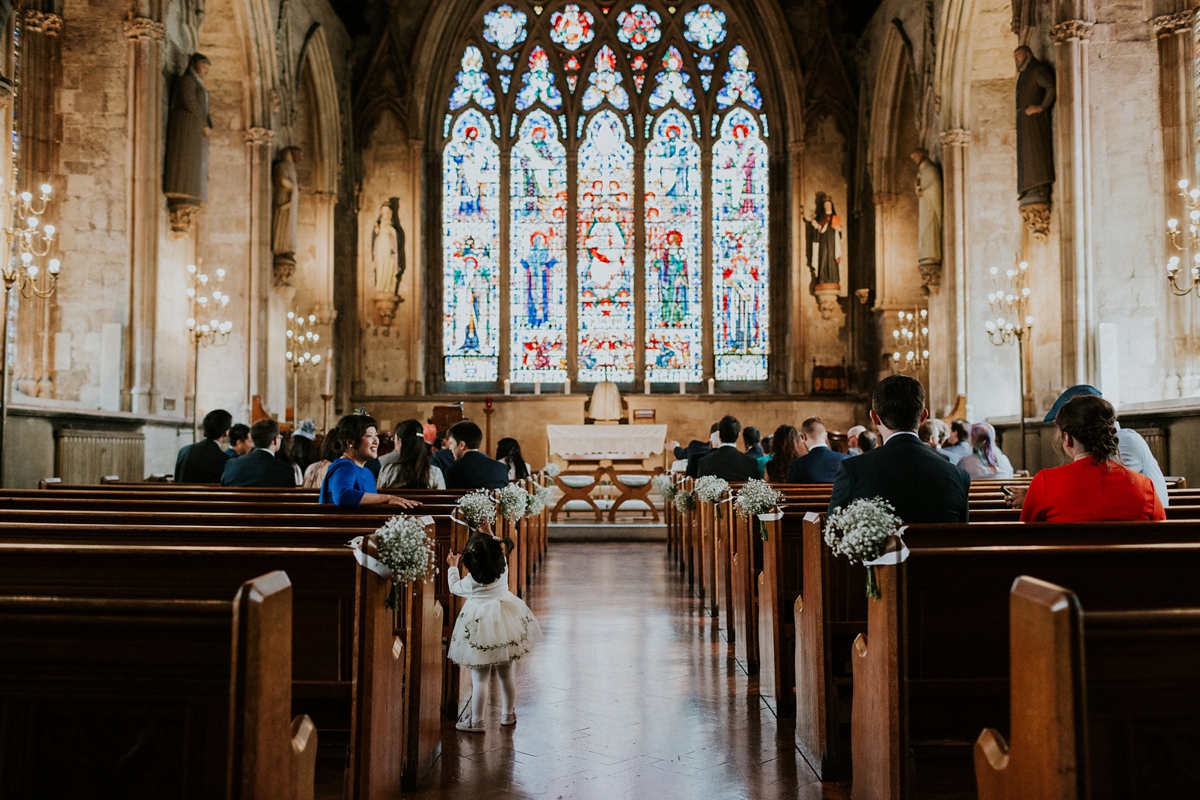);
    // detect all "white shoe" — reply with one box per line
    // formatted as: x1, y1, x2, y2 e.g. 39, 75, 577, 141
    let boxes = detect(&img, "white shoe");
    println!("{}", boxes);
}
456, 719, 485, 733
501, 712, 517, 727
